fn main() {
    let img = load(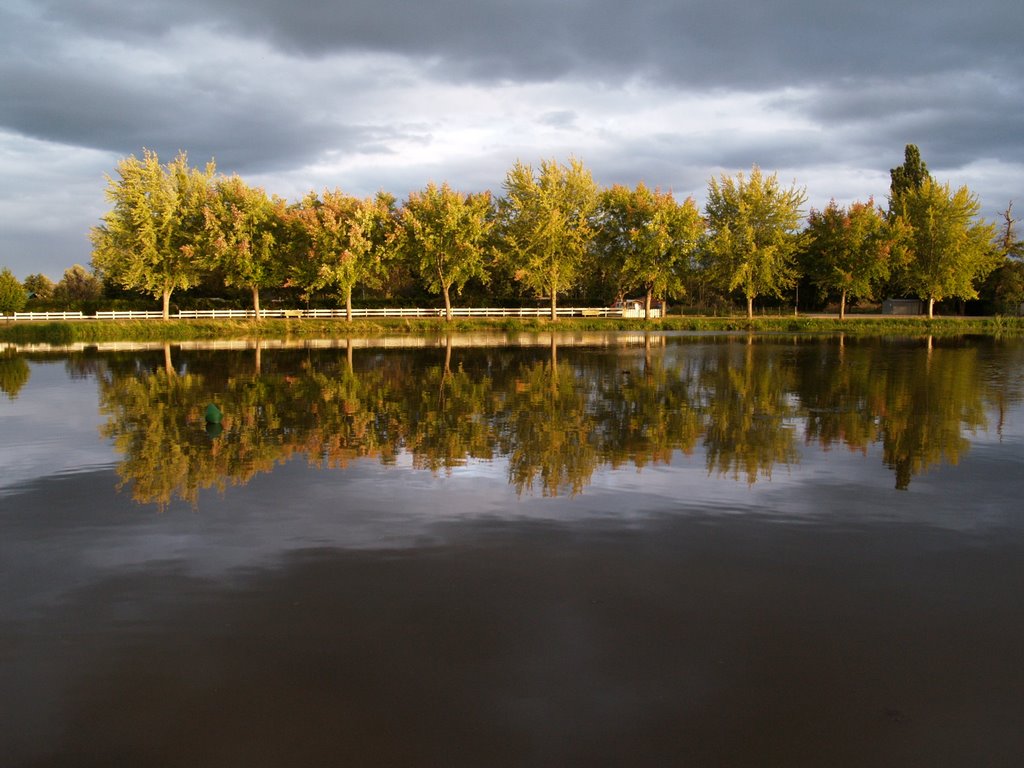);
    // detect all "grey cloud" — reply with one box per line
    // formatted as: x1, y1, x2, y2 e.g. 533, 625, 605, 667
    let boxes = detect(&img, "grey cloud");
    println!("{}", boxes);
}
34, 0, 1023, 88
